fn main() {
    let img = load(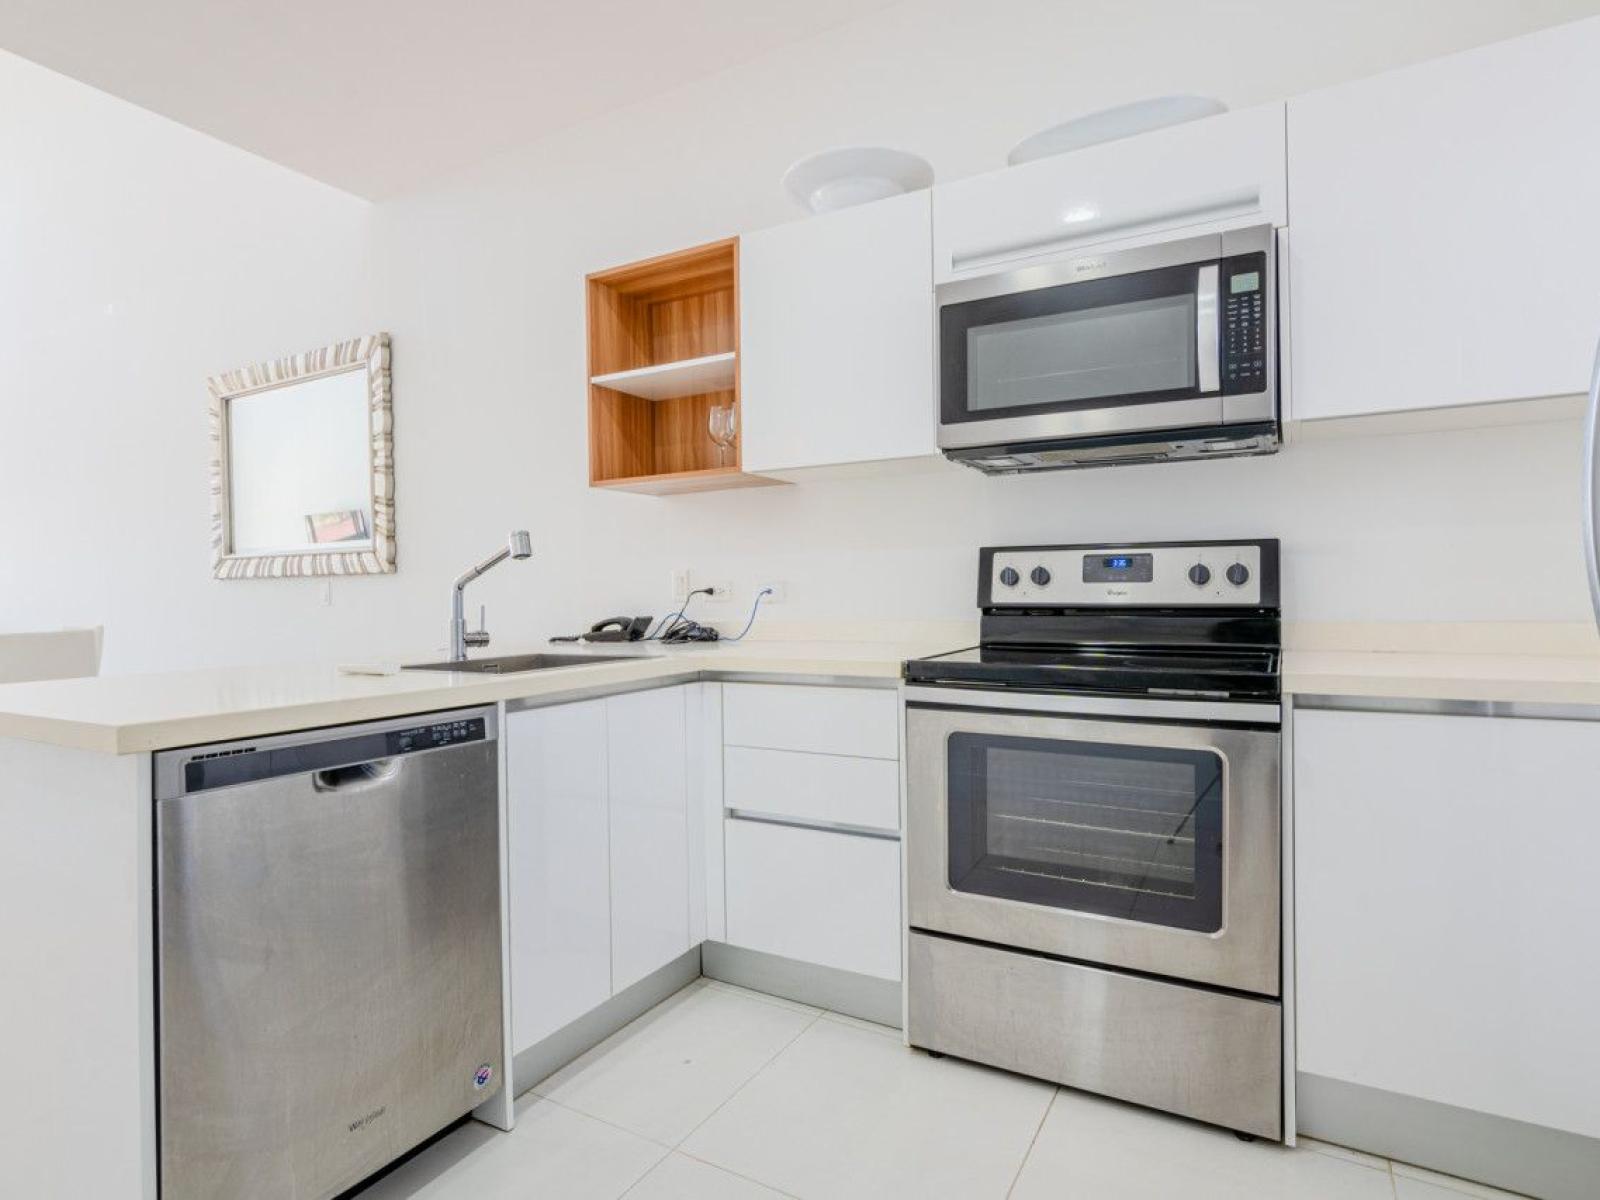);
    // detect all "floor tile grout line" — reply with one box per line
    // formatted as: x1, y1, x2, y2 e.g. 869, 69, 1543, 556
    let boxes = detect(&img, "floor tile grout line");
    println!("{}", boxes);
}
701, 978, 823, 1019
531, 1090, 679, 1152
528, 986, 823, 1166
1004, 1086, 1060, 1199
610, 1142, 676, 1200
816, 1009, 899, 1037
674, 1146, 806, 1199
670, 1007, 826, 1153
